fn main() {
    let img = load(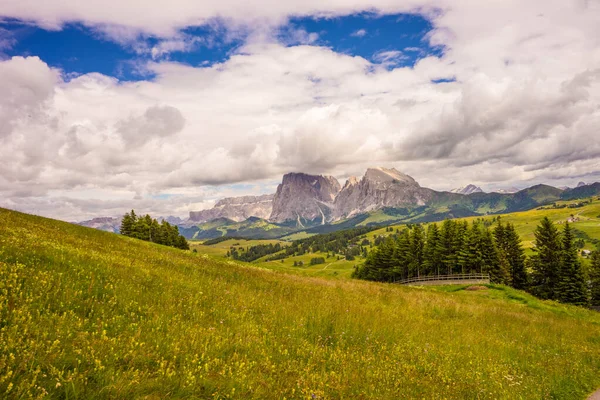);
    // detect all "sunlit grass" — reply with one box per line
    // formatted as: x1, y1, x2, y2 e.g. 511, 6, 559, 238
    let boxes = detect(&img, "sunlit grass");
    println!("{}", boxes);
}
2, 207, 600, 399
